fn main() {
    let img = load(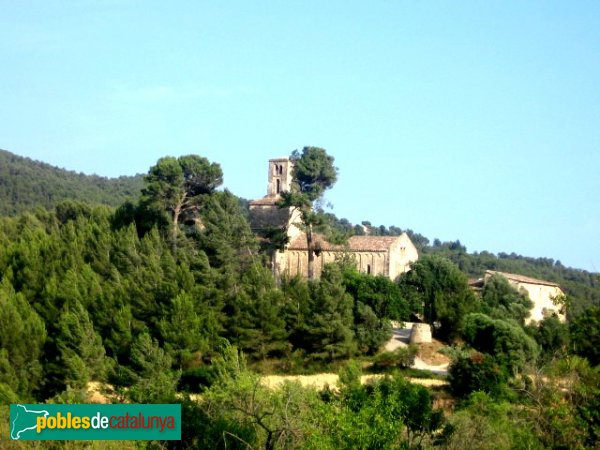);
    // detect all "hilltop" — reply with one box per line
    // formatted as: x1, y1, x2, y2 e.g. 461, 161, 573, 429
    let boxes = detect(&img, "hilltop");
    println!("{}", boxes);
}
0, 149, 144, 215
321, 215, 600, 315
1, 149, 597, 314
